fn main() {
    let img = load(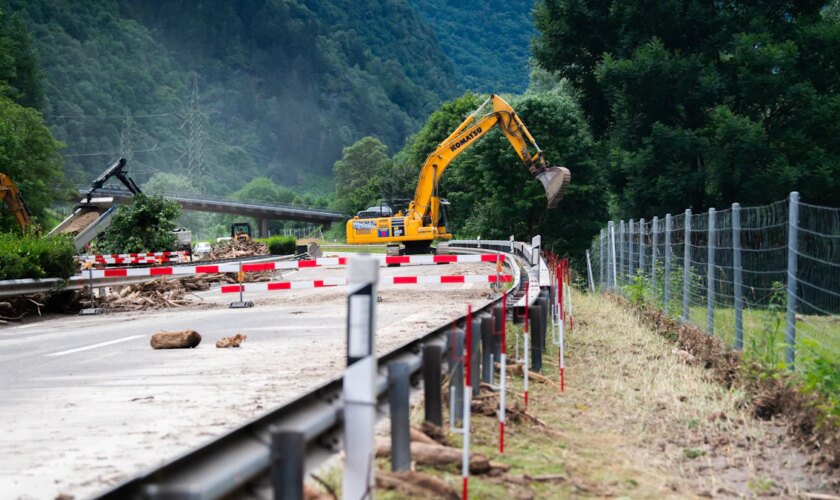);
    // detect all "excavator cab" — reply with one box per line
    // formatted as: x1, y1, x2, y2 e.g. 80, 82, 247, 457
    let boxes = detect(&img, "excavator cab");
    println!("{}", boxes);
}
231, 222, 252, 242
